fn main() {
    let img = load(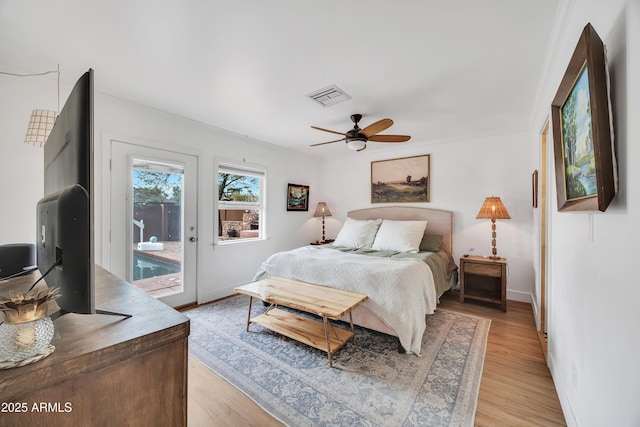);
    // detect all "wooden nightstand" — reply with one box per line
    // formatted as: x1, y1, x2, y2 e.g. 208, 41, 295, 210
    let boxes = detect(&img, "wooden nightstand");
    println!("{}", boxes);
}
459, 255, 507, 311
